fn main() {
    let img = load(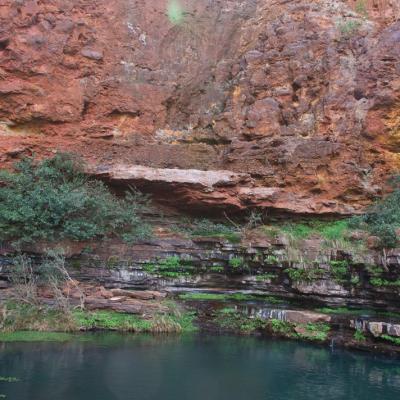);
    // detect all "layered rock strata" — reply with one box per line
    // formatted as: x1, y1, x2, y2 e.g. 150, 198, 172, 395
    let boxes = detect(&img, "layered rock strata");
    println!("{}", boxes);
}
0, 0, 399, 214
